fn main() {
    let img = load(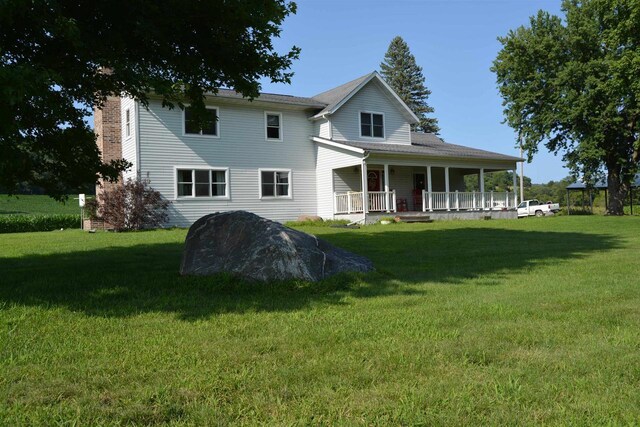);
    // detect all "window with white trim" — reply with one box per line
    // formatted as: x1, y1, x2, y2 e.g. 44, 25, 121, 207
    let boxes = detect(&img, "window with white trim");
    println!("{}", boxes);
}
360, 112, 384, 138
184, 107, 218, 136
176, 168, 228, 197
265, 112, 282, 141
125, 109, 131, 138
260, 170, 291, 198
